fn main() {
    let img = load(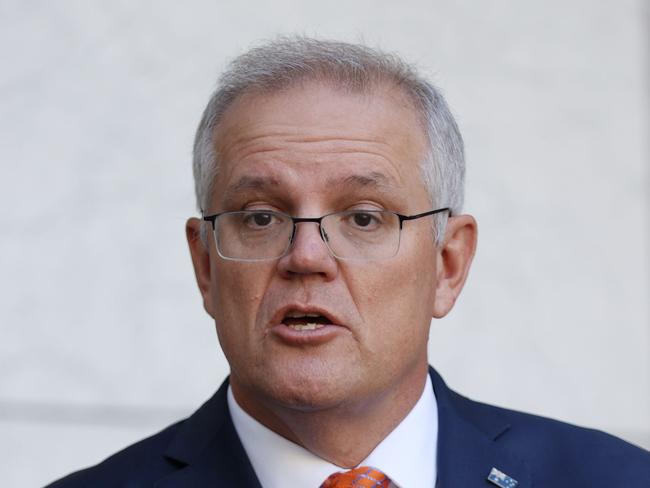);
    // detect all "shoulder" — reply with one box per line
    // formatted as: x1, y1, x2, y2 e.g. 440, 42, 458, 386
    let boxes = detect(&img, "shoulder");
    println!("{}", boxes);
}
46, 420, 186, 487
456, 389, 650, 484
45, 380, 256, 488
429, 366, 650, 486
